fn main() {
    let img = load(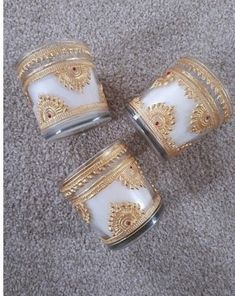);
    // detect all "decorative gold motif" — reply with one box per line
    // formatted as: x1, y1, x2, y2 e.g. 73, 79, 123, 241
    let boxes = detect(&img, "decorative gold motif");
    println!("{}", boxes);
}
118, 161, 145, 189
129, 98, 185, 157
61, 142, 127, 197
108, 202, 145, 236
176, 57, 232, 122
22, 59, 94, 92
68, 157, 135, 206
151, 71, 174, 88
37, 101, 108, 131
103, 194, 162, 247
37, 95, 69, 126
16, 41, 91, 79
147, 103, 175, 136
74, 202, 91, 224
55, 64, 91, 91
191, 104, 213, 133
